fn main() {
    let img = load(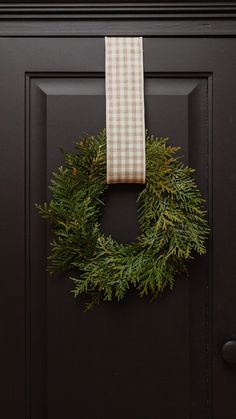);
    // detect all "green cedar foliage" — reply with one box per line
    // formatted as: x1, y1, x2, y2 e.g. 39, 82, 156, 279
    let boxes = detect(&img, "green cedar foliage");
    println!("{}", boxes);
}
36, 129, 210, 310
